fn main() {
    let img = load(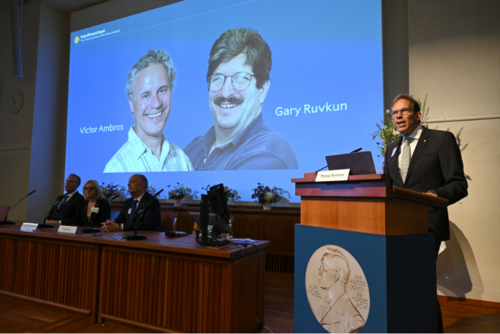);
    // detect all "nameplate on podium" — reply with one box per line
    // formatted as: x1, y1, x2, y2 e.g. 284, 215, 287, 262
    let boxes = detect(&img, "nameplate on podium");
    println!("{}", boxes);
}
315, 169, 350, 182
